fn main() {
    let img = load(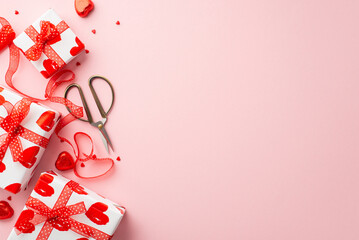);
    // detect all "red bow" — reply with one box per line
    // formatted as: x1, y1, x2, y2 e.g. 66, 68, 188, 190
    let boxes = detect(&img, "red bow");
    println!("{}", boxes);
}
0, 98, 49, 171
17, 180, 112, 240
25, 21, 60, 61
